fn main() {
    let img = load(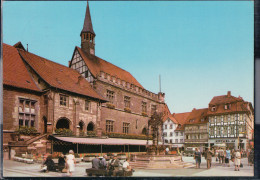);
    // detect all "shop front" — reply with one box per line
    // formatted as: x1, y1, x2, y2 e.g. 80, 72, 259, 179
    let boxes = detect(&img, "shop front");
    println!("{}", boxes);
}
209, 138, 247, 150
